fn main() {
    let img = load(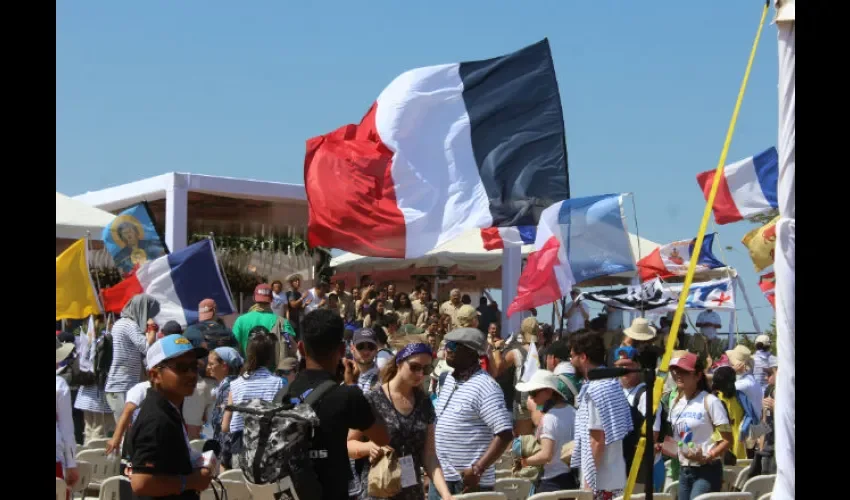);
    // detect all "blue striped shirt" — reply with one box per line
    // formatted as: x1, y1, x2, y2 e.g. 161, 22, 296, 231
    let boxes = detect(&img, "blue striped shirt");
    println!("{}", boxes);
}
229, 367, 284, 432
105, 318, 150, 394
74, 337, 111, 413
434, 369, 513, 486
